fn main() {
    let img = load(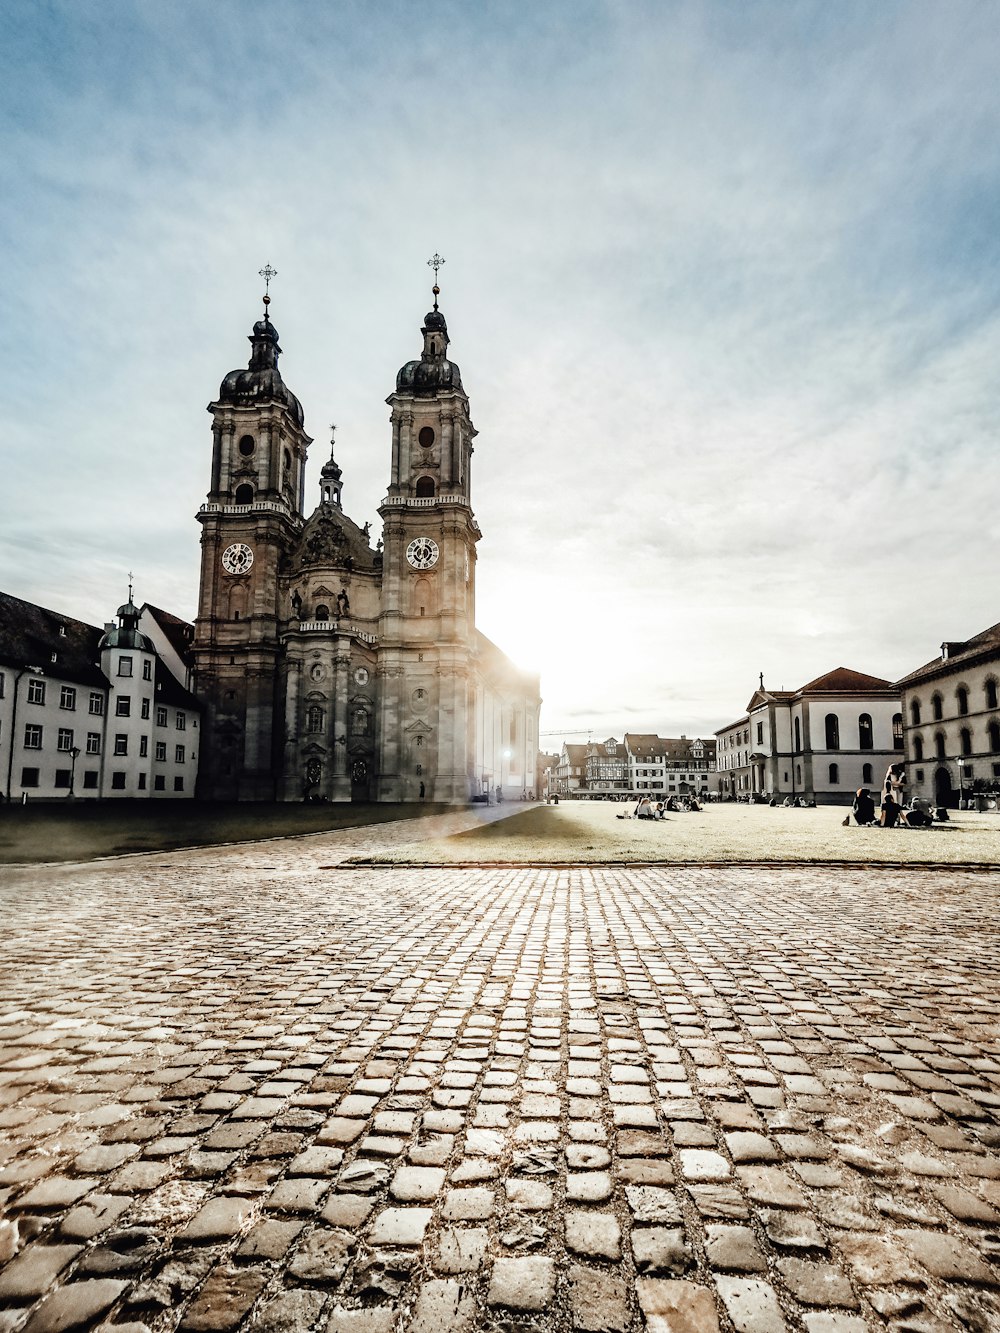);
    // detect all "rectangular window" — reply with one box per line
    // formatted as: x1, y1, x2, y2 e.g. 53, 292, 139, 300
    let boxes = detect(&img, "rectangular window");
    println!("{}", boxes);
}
141, 698, 150, 719
0, 671, 4, 698
154, 774, 165, 791
139, 736, 148, 757
142, 660, 152, 681
27, 678, 45, 705
756, 723, 763, 745
60, 686, 77, 710
118, 657, 132, 677
138, 772, 147, 789
54, 770, 71, 789
57, 728, 74, 752
156, 706, 167, 727
174, 776, 184, 792
24, 724, 42, 750
83, 771, 98, 789
116, 696, 131, 717
21, 767, 39, 787
111, 772, 127, 789
114, 735, 128, 756
155, 741, 166, 761
86, 732, 101, 755
89, 692, 104, 715
176, 712, 186, 731
175, 745, 185, 764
